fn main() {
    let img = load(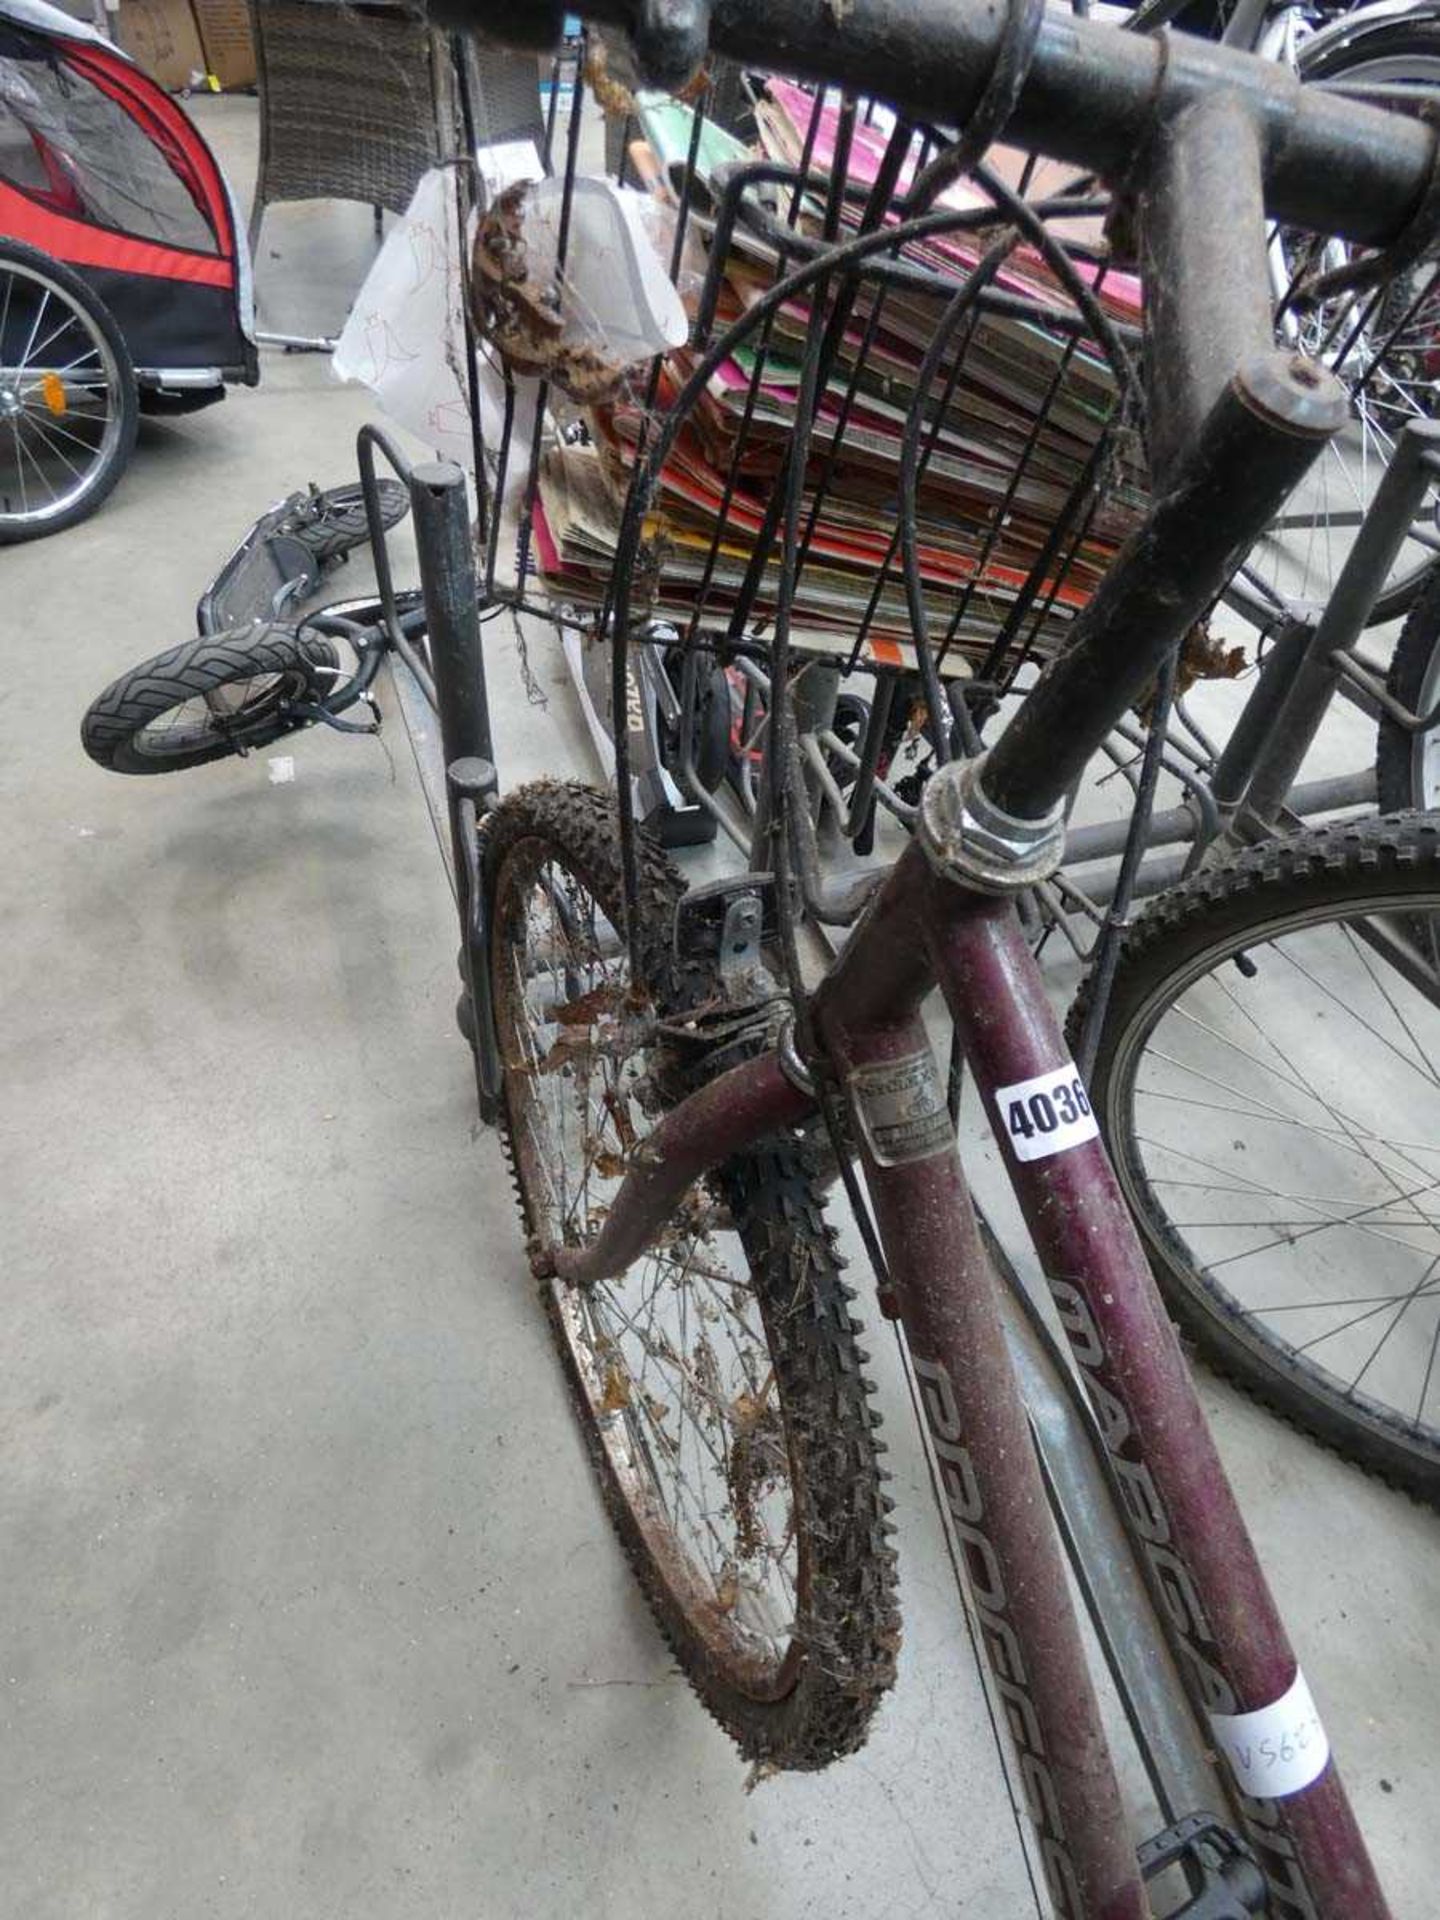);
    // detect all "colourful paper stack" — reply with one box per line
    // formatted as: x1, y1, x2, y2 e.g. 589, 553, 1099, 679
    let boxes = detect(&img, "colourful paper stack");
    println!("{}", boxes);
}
530, 80, 1148, 675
